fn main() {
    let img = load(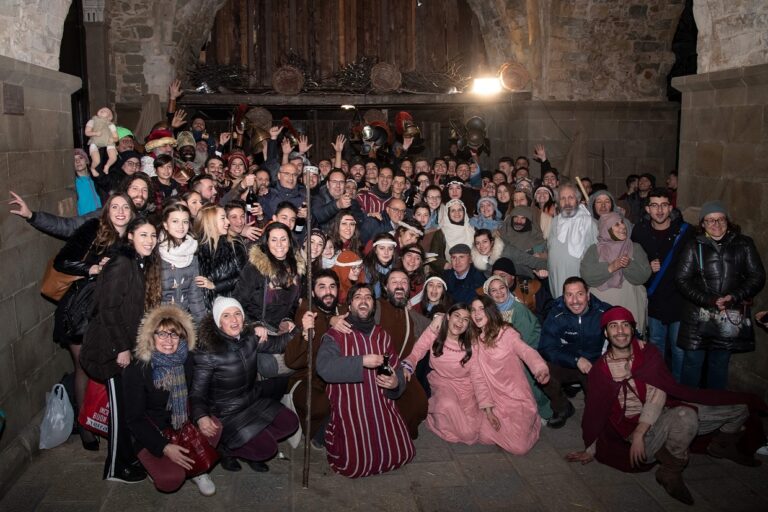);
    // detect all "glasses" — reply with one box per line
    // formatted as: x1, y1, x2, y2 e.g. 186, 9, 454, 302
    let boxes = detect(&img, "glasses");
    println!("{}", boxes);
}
280, 171, 299, 178
647, 203, 671, 210
388, 207, 406, 214
703, 217, 727, 226
154, 330, 180, 341
124, 161, 140, 168
328, 180, 345, 186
